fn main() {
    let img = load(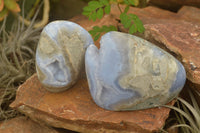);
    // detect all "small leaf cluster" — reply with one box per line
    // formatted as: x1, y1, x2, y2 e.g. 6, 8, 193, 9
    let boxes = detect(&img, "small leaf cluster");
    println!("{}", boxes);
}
82, 0, 111, 21
0, 0, 21, 21
120, 12, 144, 34
82, 0, 145, 41
89, 25, 117, 41
123, 0, 139, 6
